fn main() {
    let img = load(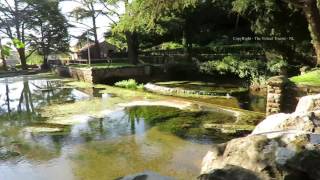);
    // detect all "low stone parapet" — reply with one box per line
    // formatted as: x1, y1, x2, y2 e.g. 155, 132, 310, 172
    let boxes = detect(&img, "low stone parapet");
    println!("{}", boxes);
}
53, 65, 152, 84
266, 76, 289, 115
